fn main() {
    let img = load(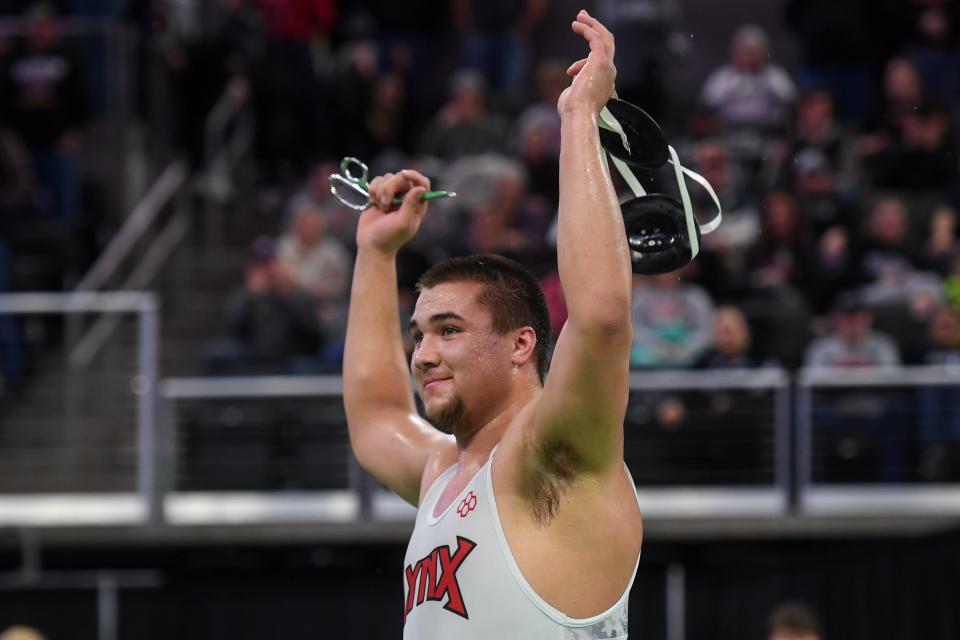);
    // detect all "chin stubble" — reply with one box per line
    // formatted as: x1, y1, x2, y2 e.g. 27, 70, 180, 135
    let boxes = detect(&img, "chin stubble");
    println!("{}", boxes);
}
430, 396, 465, 434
